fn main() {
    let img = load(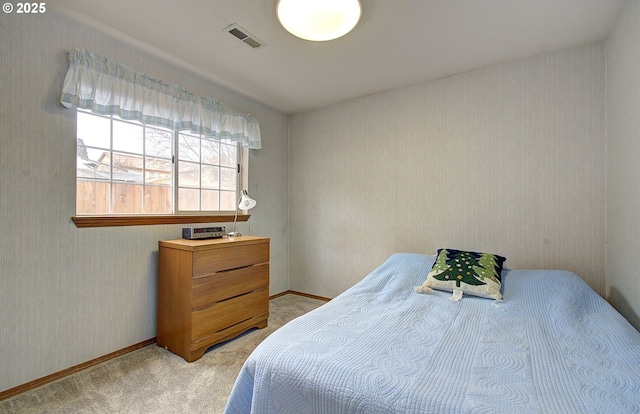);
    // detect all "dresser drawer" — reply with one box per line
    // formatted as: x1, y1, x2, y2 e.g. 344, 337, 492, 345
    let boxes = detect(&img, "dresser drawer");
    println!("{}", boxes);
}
192, 263, 268, 309
191, 288, 269, 342
192, 242, 269, 277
